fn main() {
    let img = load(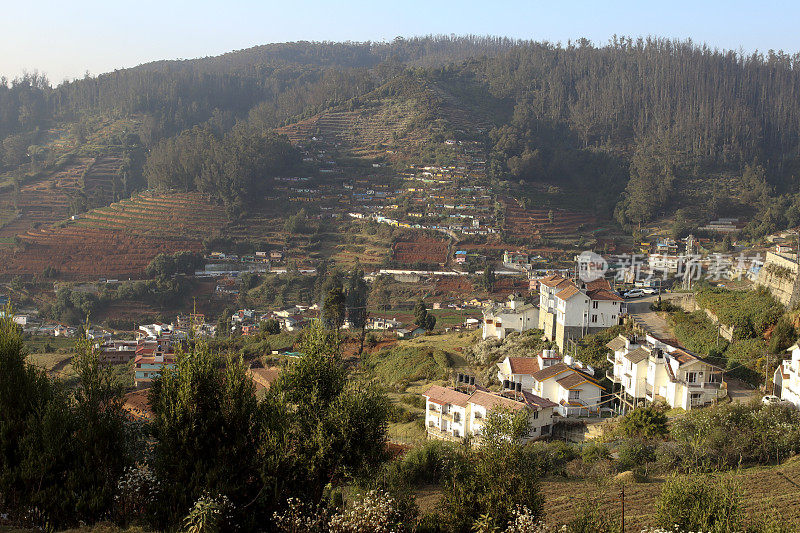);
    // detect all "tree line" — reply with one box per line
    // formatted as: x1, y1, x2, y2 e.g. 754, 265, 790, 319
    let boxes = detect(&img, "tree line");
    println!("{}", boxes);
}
6, 37, 800, 234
